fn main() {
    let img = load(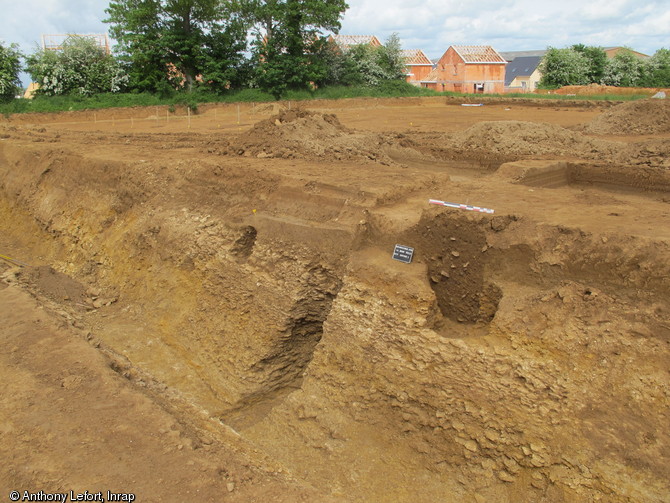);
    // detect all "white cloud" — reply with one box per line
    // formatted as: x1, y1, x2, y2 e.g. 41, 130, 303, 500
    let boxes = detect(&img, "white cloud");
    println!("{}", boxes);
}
0, 0, 667, 74
340, 0, 669, 56
1, 0, 109, 53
